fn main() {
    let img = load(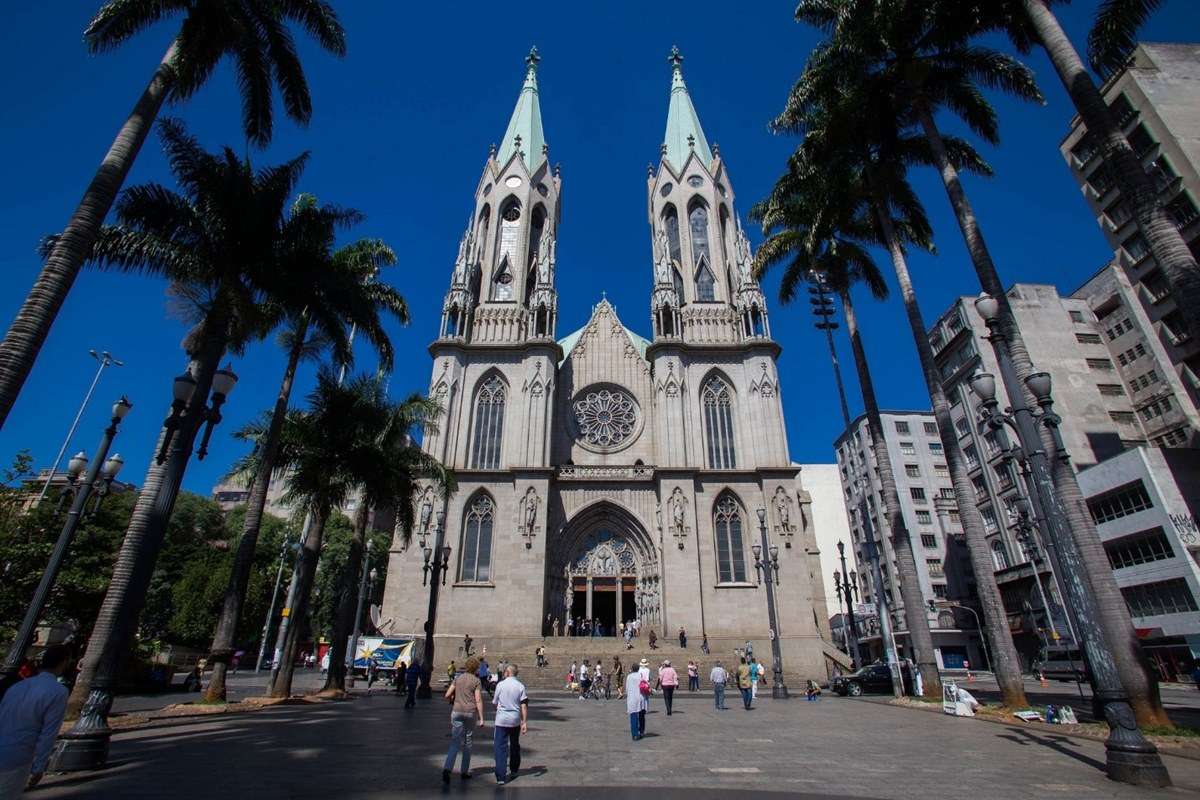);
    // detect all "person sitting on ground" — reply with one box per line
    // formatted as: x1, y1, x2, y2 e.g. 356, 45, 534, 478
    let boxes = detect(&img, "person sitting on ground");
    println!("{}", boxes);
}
805, 679, 822, 701
0, 646, 70, 794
